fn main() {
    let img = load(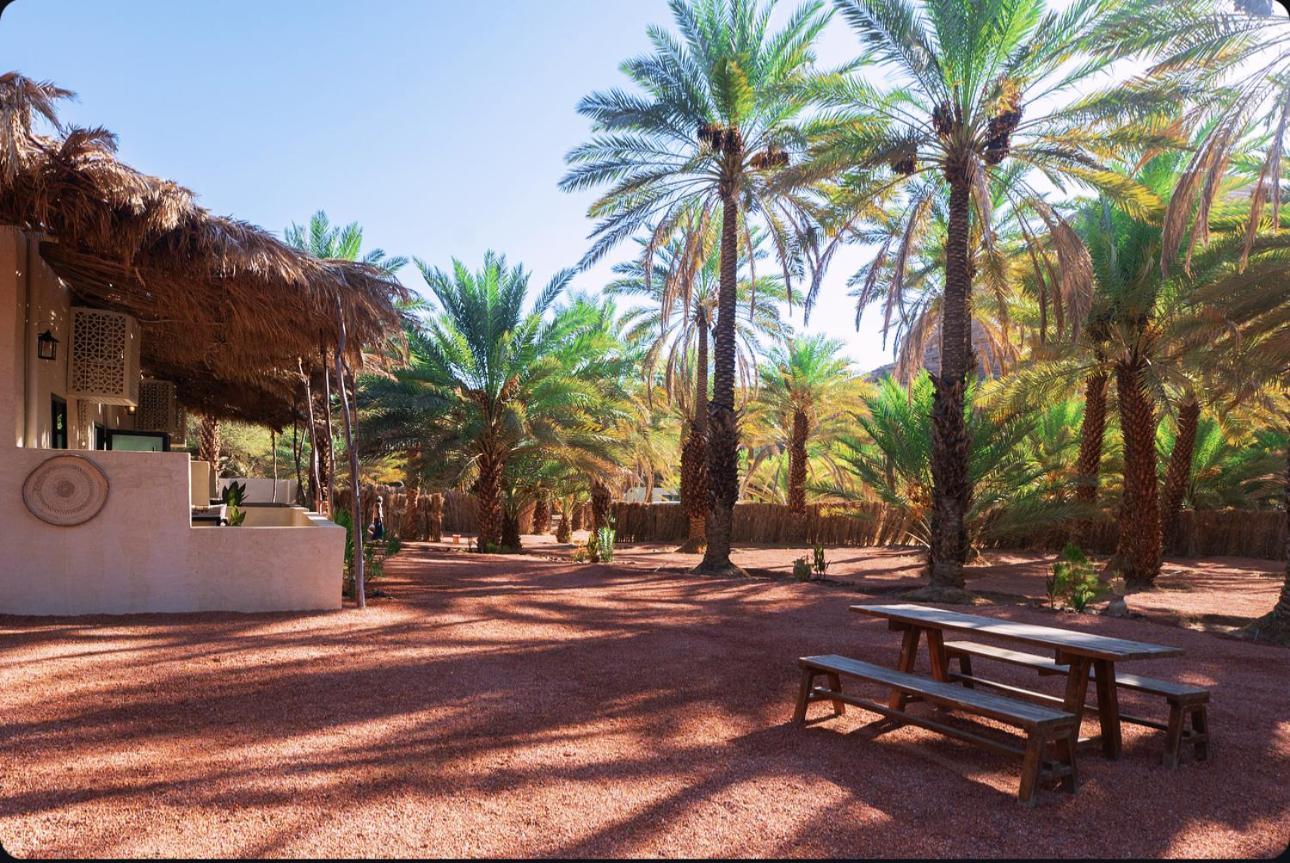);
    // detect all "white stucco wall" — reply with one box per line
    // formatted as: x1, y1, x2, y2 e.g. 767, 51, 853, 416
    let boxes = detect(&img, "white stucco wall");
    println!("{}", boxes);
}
0, 227, 345, 617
